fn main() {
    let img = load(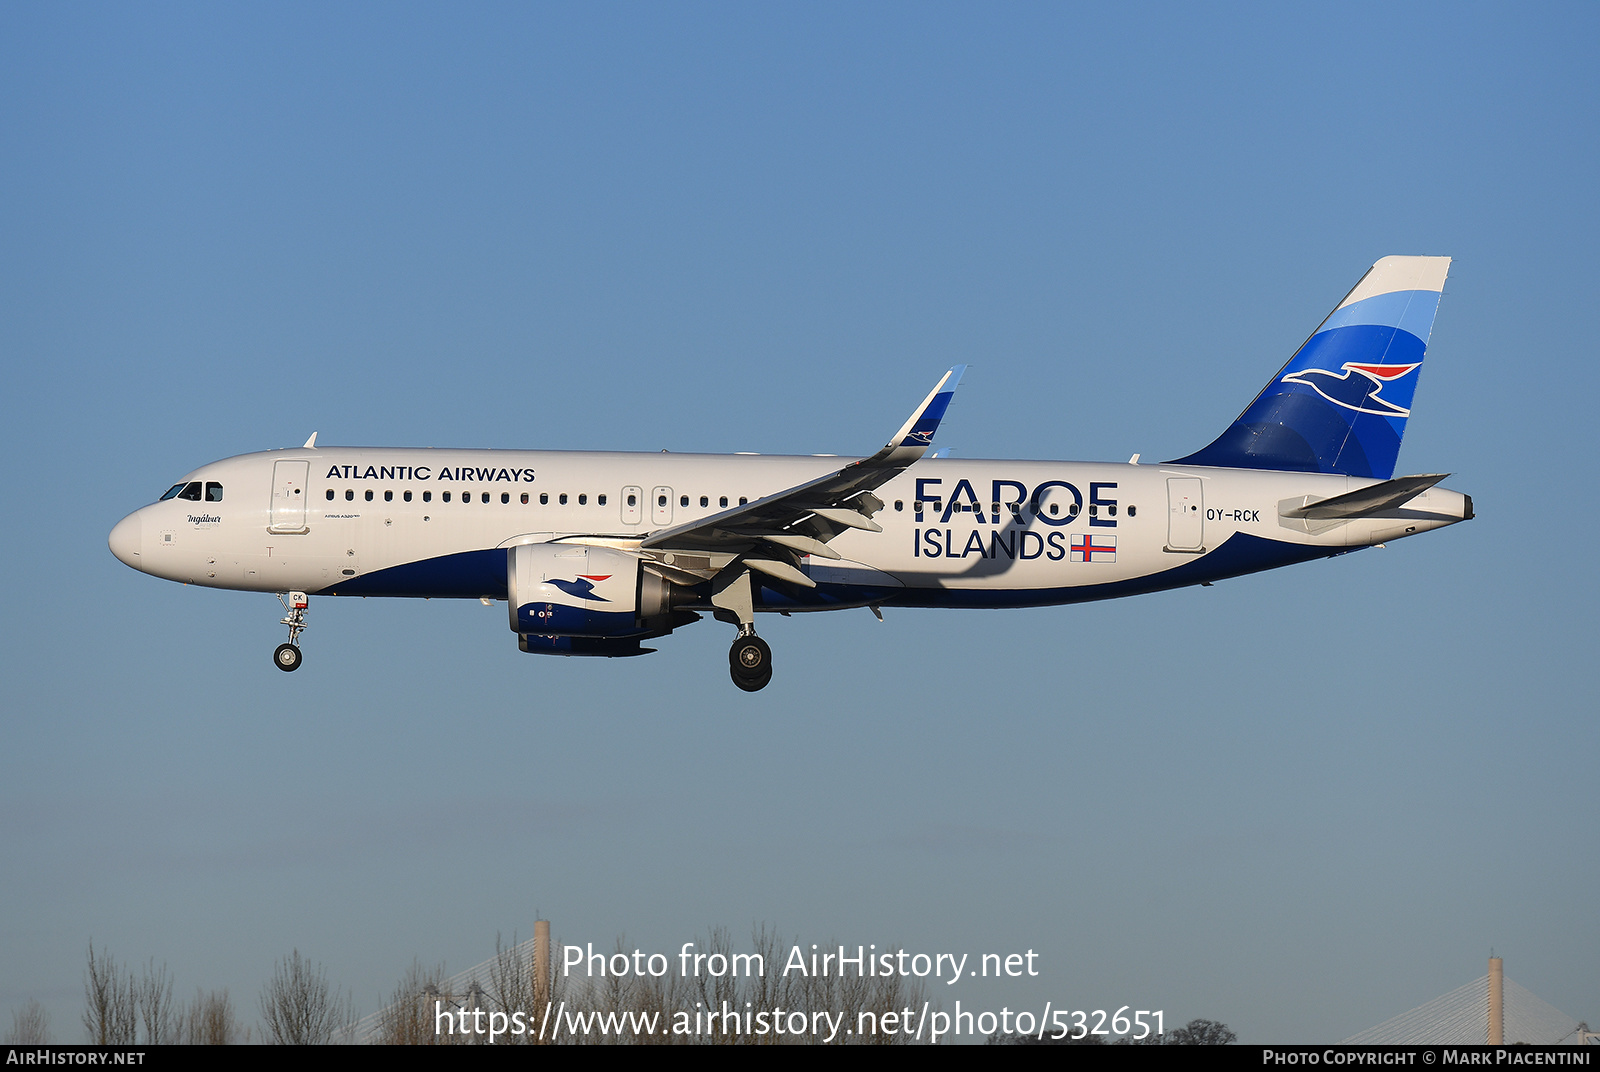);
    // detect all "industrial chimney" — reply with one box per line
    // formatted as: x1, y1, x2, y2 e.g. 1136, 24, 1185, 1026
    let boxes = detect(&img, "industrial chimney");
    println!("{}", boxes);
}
534, 919, 551, 1008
